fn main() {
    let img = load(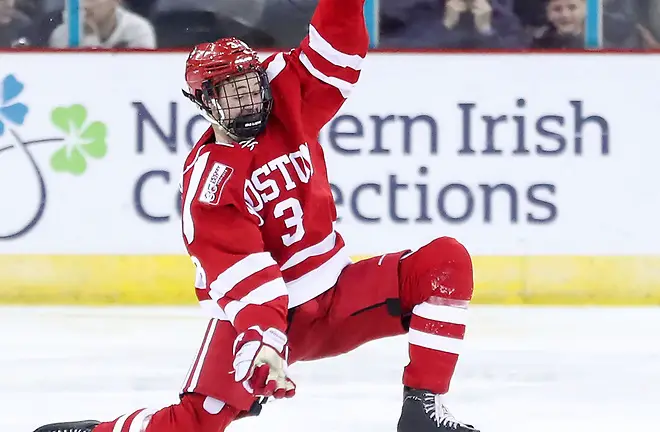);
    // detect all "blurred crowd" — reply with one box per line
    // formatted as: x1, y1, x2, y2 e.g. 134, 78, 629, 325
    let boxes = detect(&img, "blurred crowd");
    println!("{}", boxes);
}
1, 0, 660, 49
381, 0, 660, 49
